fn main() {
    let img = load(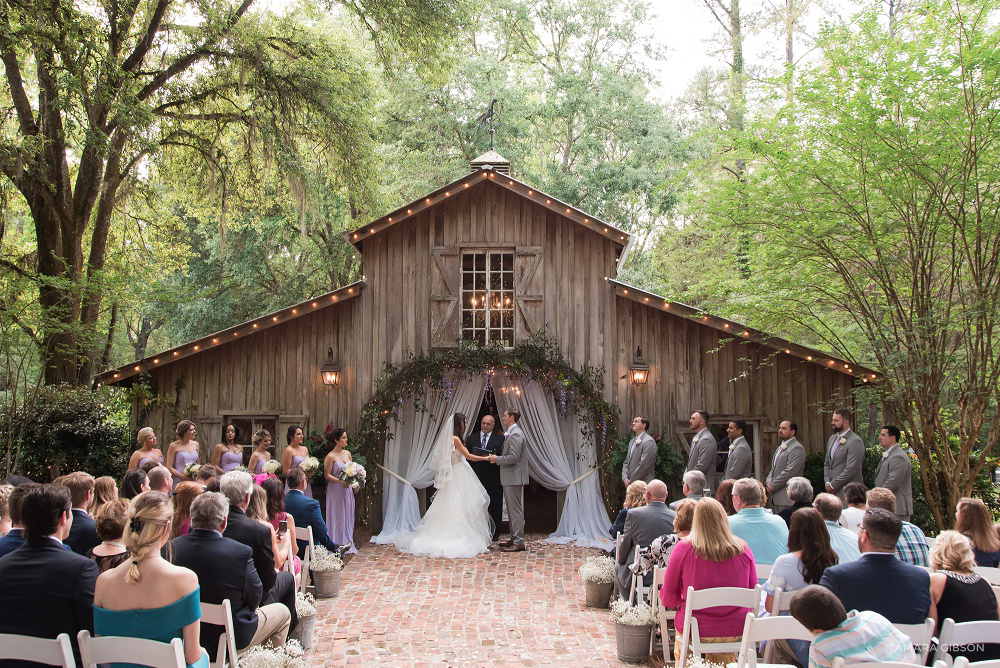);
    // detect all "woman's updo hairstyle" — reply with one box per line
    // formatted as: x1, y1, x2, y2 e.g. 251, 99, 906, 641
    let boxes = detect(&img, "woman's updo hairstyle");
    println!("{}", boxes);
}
329, 428, 346, 448
252, 428, 270, 448
176, 420, 195, 439
286, 424, 302, 444
124, 491, 171, 584
136, 427, 154, 447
